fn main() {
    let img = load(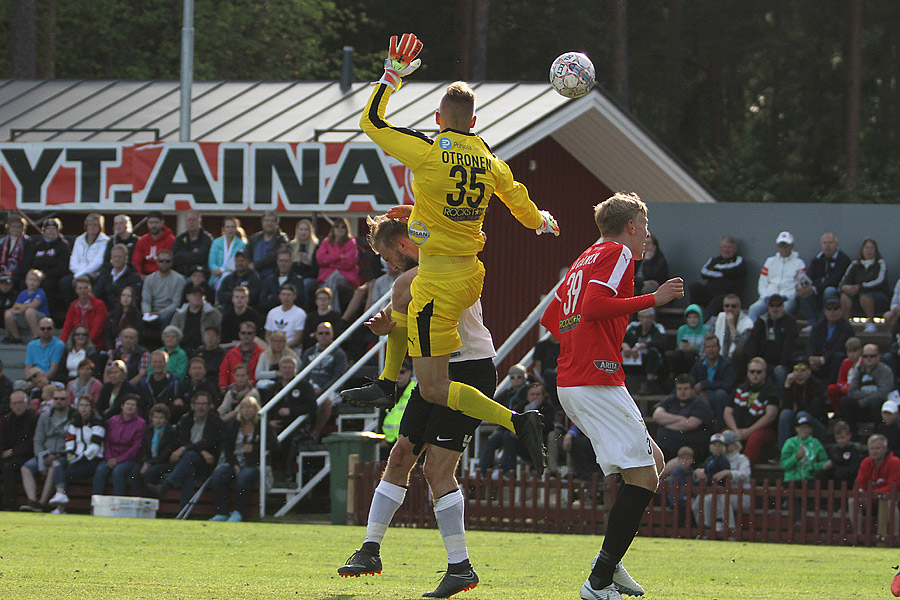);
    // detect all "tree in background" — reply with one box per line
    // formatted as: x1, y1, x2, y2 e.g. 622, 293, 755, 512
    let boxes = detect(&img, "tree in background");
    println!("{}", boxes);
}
4, 1, 900, 205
